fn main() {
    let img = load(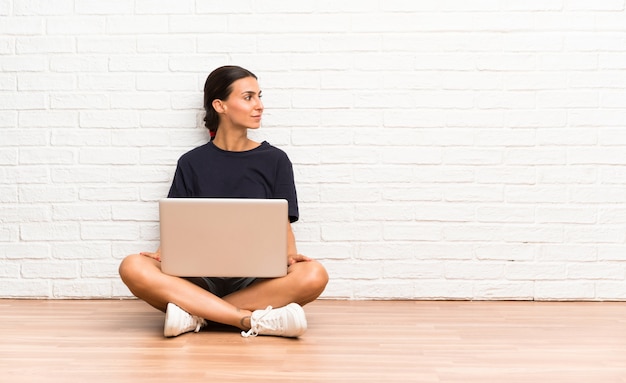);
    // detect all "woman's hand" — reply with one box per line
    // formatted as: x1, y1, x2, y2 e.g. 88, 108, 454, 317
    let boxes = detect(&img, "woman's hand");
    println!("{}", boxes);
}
288, 253, 312, 266
140, 248, 161, 262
